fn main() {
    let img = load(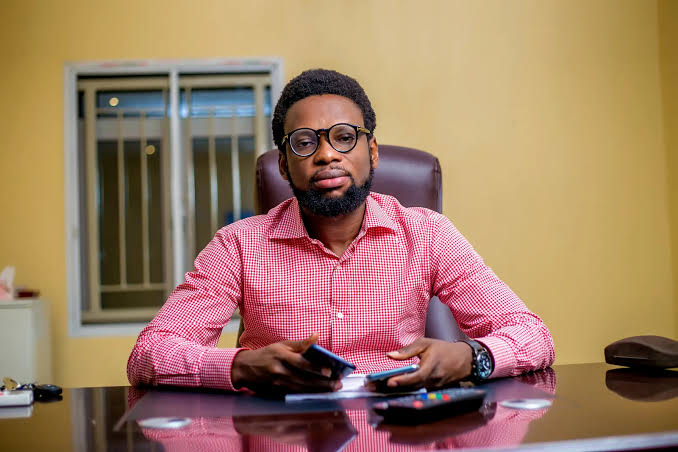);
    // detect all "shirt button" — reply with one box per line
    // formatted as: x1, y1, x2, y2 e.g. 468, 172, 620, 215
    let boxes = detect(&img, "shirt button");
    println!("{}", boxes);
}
335, 263, 341, 270
337, 312, 344, 319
